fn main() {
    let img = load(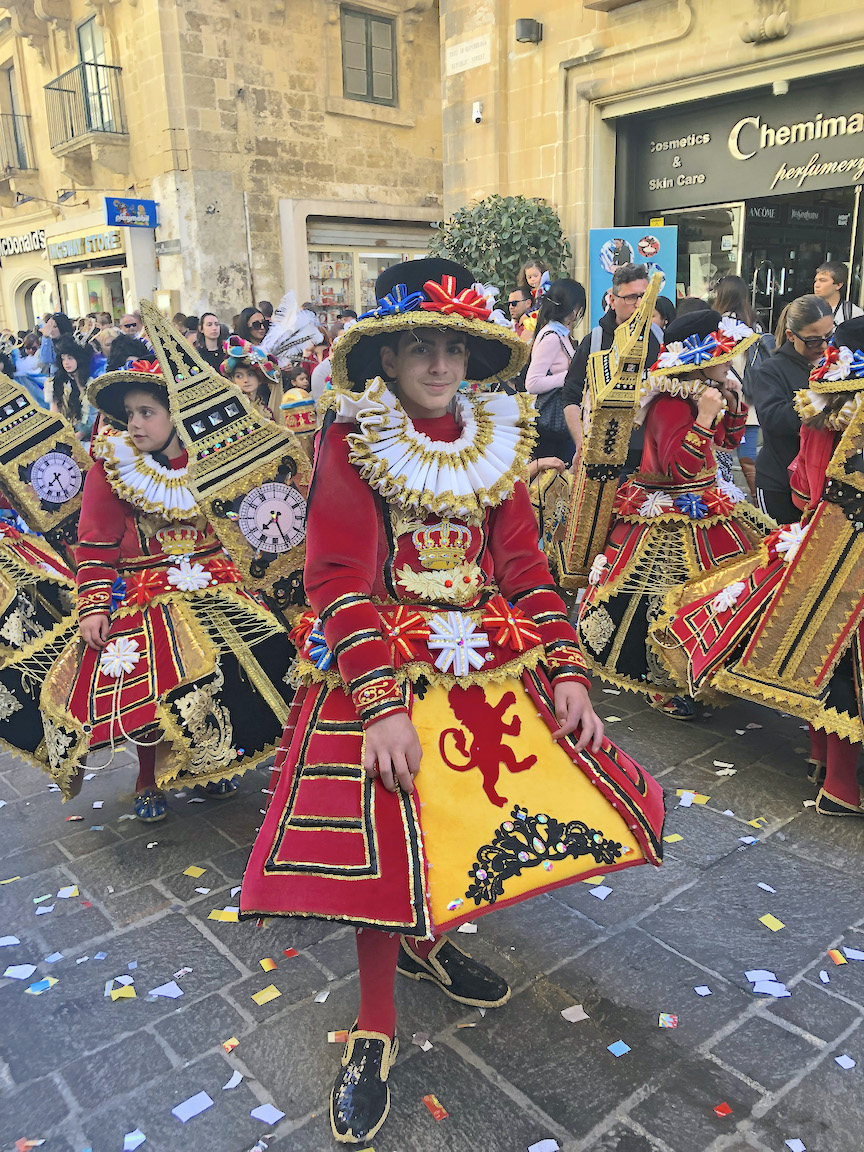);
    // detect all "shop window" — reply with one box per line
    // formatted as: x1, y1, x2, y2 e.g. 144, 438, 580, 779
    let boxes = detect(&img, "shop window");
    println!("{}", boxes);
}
340, 8, 397, 107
